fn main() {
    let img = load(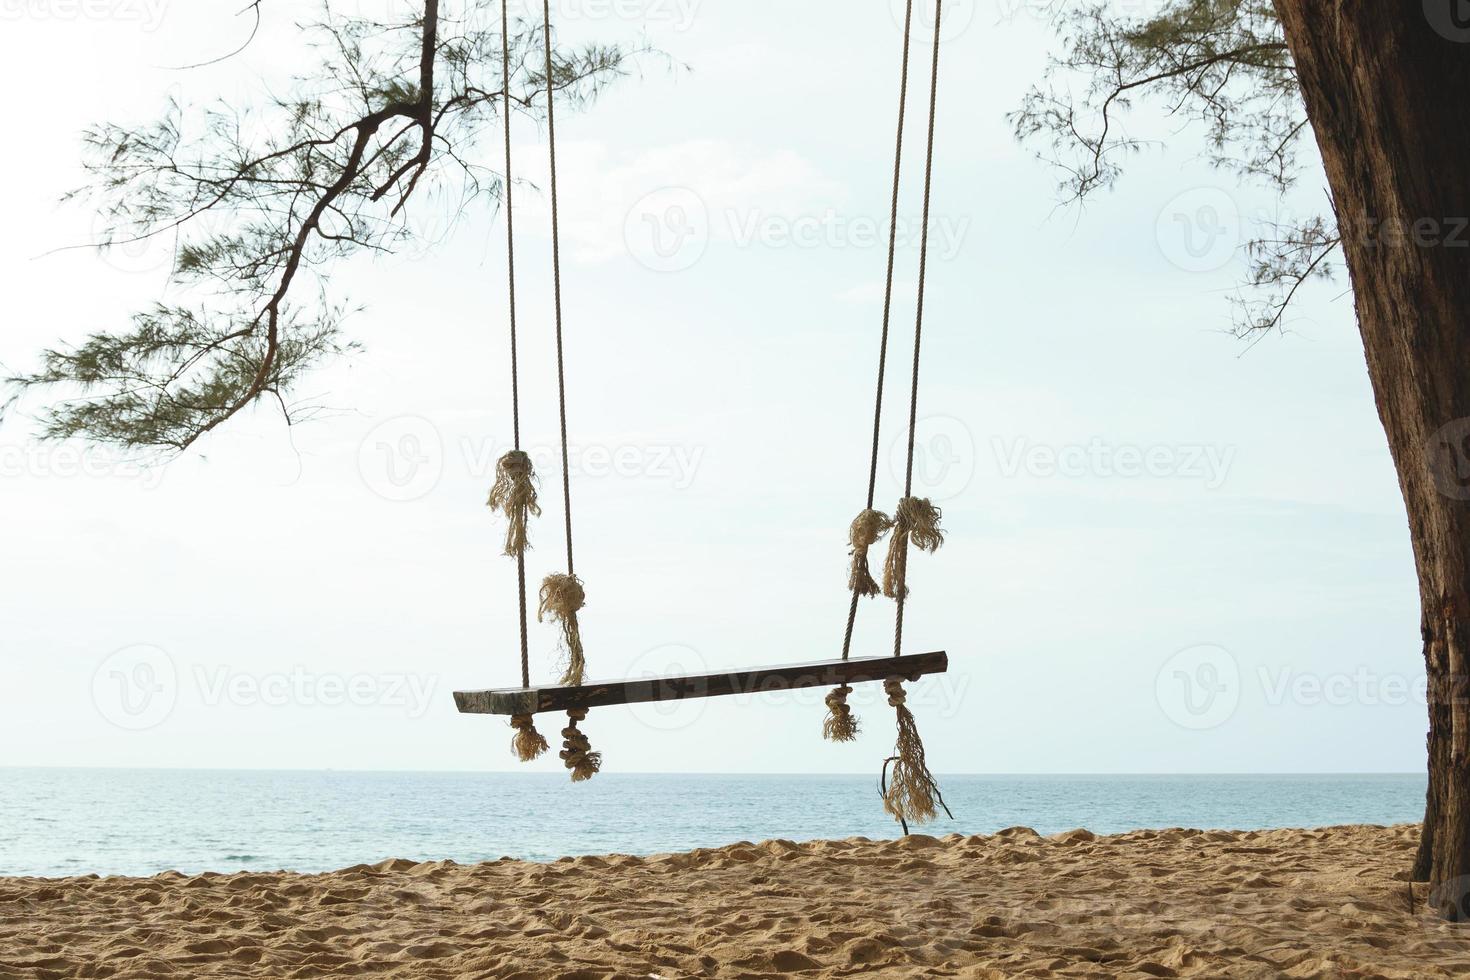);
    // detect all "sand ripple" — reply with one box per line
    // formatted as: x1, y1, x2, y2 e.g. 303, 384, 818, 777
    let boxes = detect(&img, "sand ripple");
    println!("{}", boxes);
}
3, 824, 1468, 978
